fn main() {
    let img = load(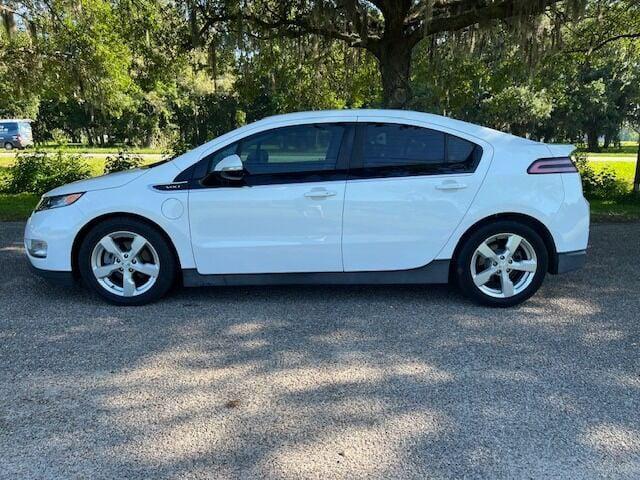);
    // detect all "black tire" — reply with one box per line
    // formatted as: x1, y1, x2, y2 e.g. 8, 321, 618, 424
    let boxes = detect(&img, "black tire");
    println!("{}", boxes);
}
456, 221, 548, 307
77, 217, 177, 305
4, 142, 13, 150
